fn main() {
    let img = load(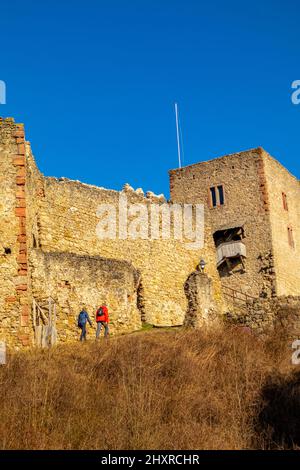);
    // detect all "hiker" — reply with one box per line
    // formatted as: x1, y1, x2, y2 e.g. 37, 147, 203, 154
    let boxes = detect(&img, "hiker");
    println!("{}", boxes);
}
78, 308, 92, 341
95, 304, 109, 339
